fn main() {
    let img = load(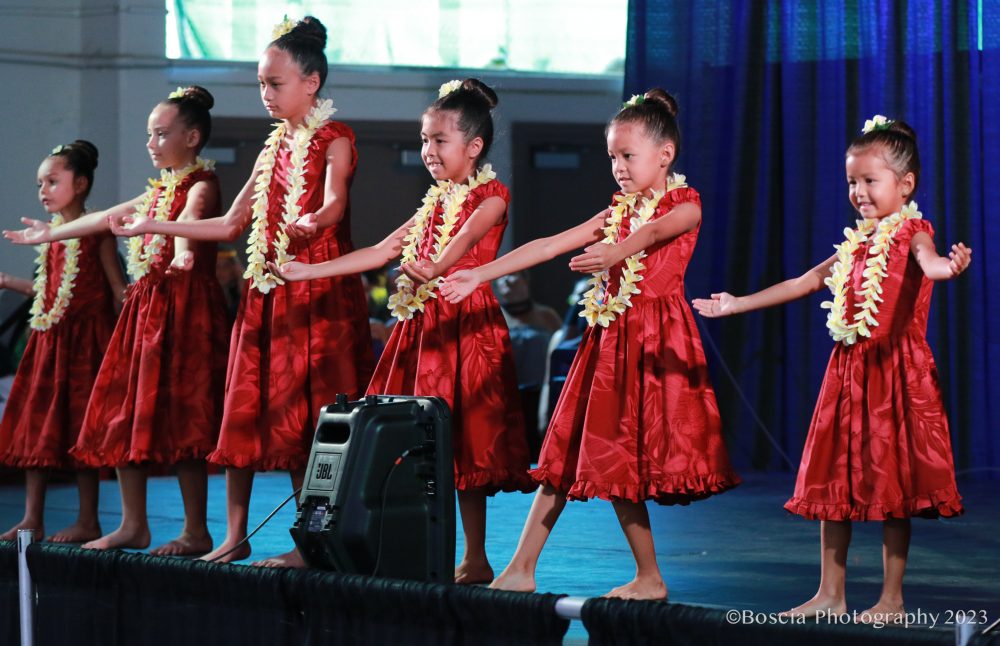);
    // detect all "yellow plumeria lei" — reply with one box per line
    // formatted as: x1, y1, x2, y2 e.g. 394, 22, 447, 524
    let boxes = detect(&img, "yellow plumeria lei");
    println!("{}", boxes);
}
578, 174, 687, 328
244, 98, 336, 294
126, 158, 213, 281
820, 201, 922, 345
387, 164, 497, 321
29, 213, 81, 331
